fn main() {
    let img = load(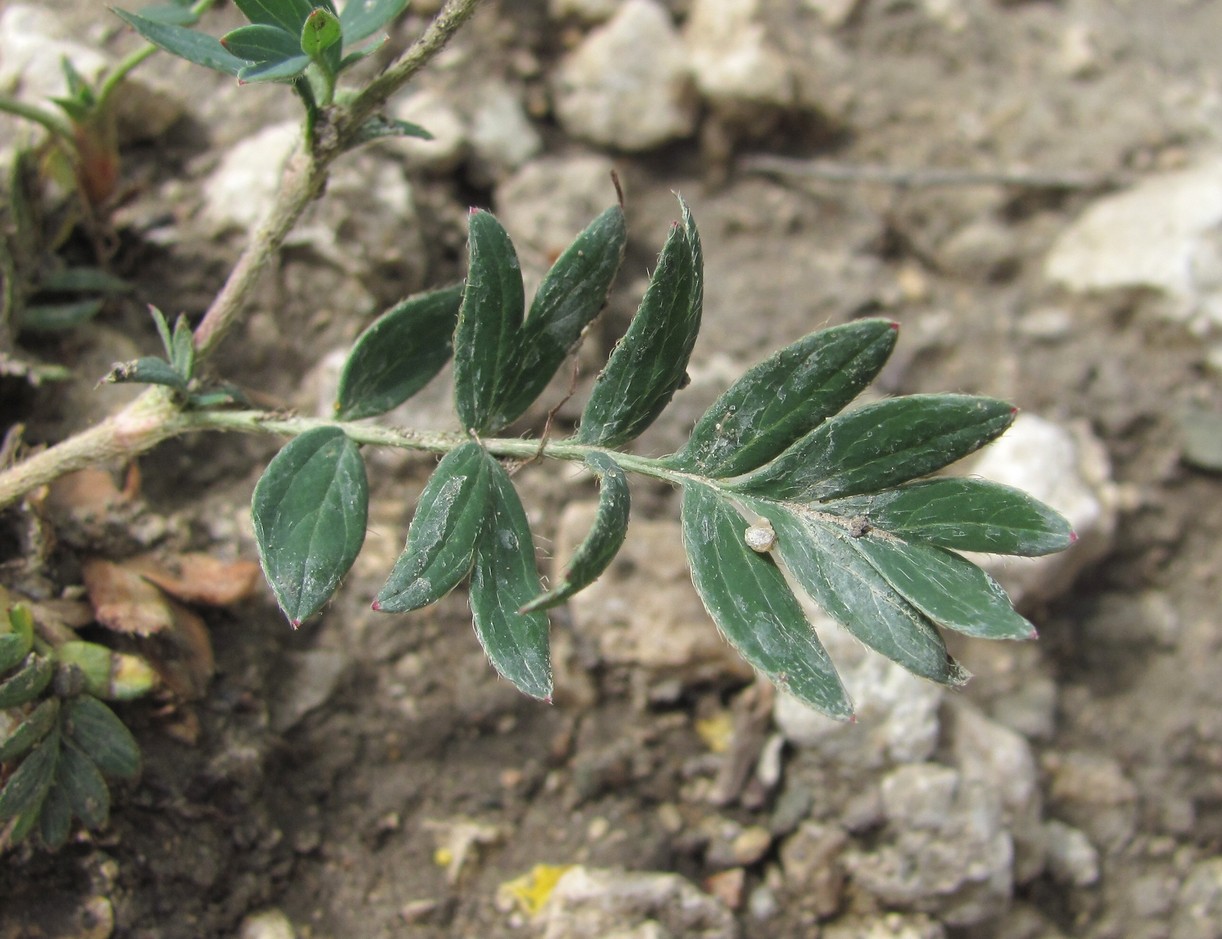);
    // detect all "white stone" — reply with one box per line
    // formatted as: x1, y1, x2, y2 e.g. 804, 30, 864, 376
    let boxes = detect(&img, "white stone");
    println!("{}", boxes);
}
538, 867, 737, 939
773, 608, 943, 768
391, 88, 469, 172
965, 414, 1117, 608
1044, 820, 1099, 887
684, 0, 794, 109
800, 0, 861, 28
1045, 154, 1222, 332
551, 0, 697, 151
238, 908, 296, 939
550, 0, 621, 23
201, 121, 302, 235
468, 84, 543, 183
